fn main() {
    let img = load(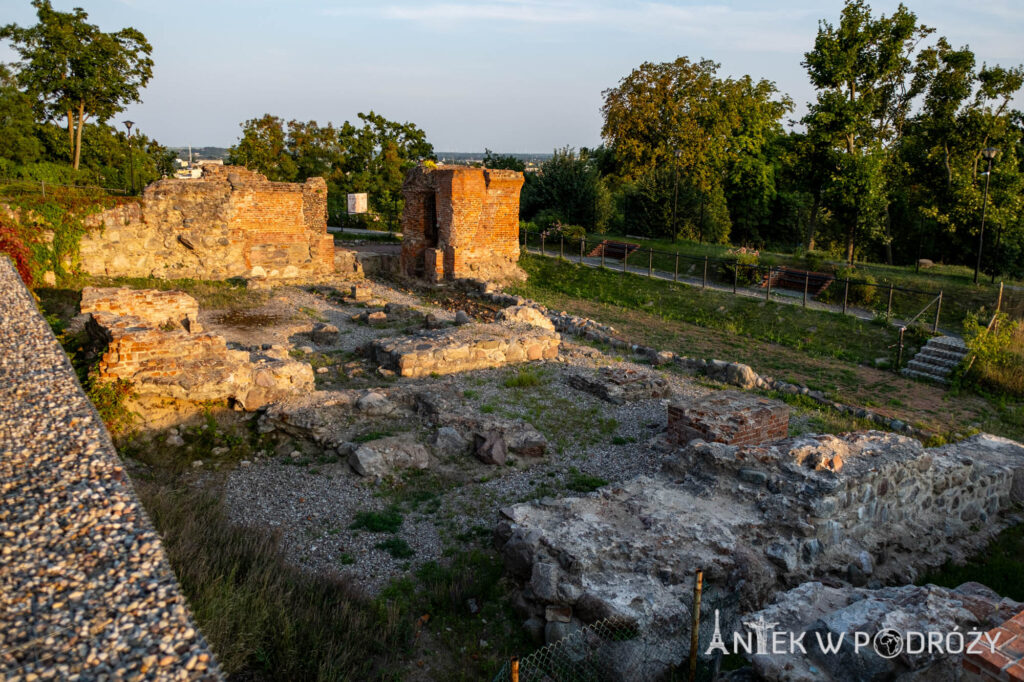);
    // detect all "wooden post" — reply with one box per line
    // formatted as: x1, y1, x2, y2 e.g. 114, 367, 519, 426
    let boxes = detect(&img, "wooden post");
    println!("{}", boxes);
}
897, 327, 905, 369
601, 245, 605, 269
842, 279, 849, 315
702, 255, 708, 289
579, 238, 584, 264
803, 272, 809, 307
648, 248, 653, 277
934, 291, 943, 333
511, 656, 519, 682
674, 253, 679, 282
886, 284, 894, 321
41, 180, 45, 198
688, 569, 704, 682
766, 267, 772, 301
997, 281, 1004, 313
541, 234, 545, 257
733, 262, 738, 294
560, 236, 564, 260
622, 249, 628, 275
